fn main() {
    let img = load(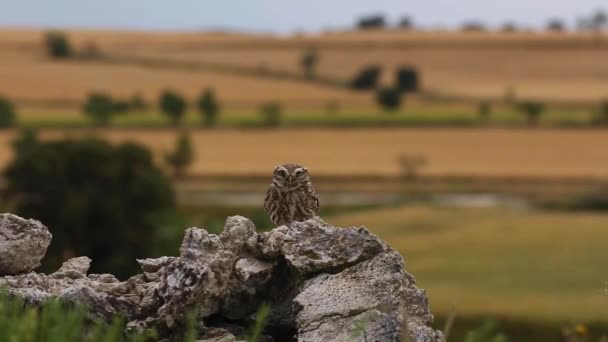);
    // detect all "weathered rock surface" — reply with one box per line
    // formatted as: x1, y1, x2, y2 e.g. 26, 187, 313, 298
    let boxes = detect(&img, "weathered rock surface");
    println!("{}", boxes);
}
0, 215, 443, 342
0, 213, 52, 276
